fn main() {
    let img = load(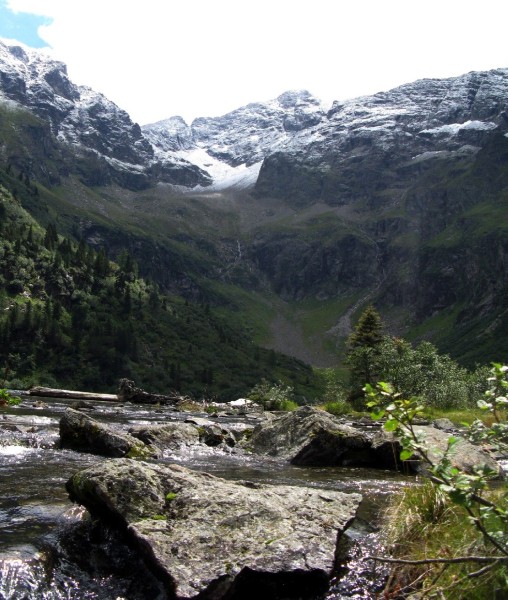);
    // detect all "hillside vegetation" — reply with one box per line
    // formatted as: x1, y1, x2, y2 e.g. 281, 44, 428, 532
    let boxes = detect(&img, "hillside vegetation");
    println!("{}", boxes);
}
0, 178, 316, 399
